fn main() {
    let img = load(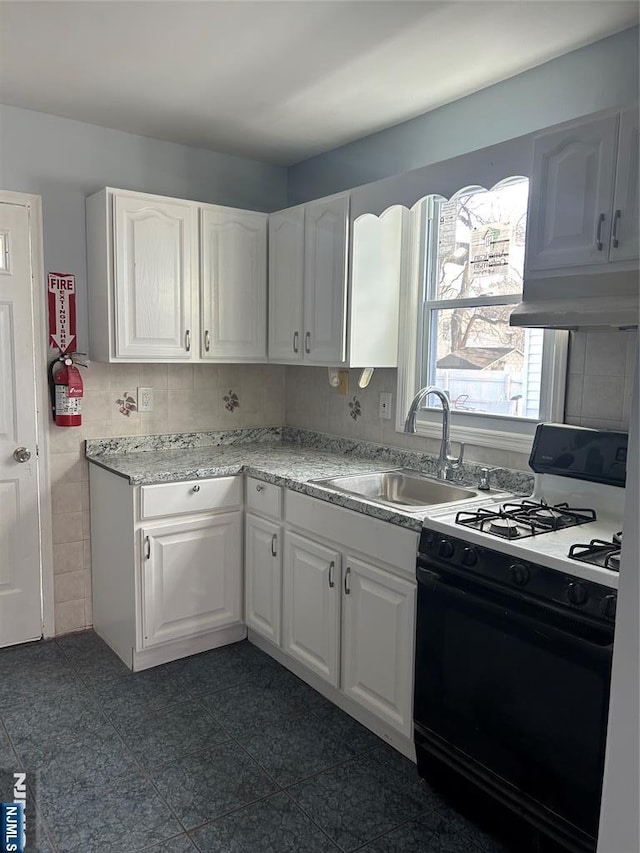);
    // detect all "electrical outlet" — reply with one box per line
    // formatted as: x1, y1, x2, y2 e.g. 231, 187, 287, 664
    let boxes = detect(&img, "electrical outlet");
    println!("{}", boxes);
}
336, 370, 349, 396
137, 387, 153, 412
379, 392, 392, 419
